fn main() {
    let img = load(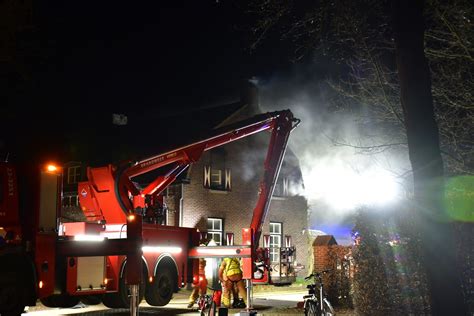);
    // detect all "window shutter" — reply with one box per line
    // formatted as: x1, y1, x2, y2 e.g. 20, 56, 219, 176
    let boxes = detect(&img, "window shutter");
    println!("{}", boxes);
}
283, 178, 289, 196
263, 234, 270, 248
226, 232, 234, 246
225, 169, 231, 190
203, 165, 211, 188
